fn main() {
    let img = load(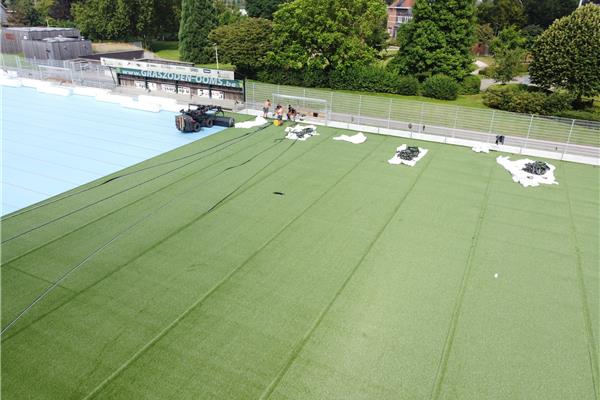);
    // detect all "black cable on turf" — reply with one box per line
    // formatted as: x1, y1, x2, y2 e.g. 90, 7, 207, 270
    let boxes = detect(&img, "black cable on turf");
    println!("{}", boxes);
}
1, 126, 271, 244
0, 136, 294, 337
1, 125, 270, 222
